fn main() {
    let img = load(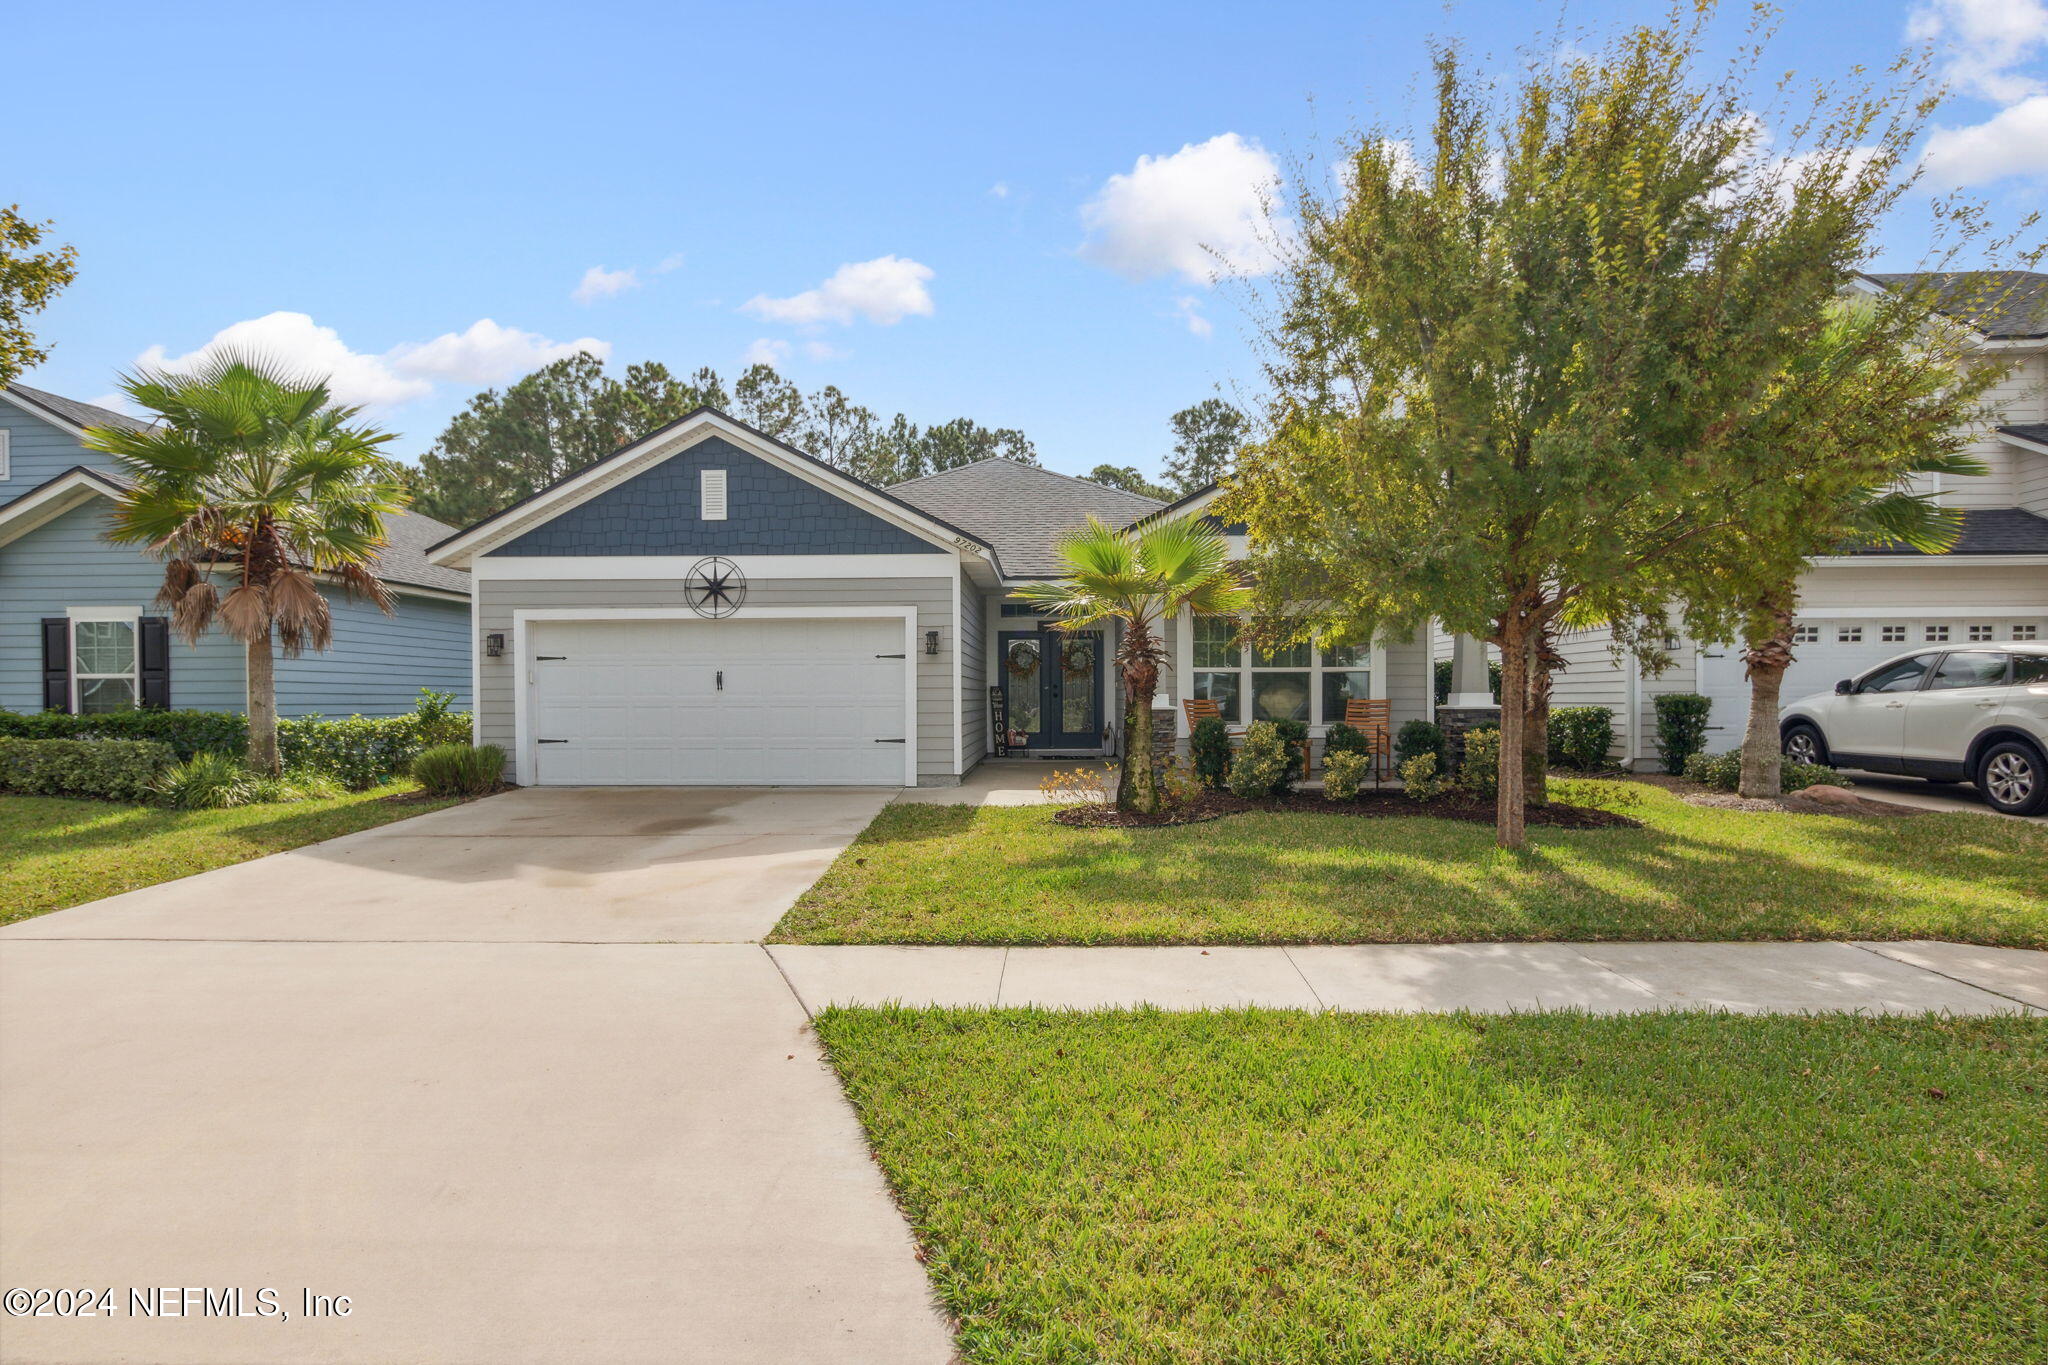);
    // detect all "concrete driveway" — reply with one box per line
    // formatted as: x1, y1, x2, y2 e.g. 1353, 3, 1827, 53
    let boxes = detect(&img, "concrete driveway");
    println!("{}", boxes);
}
0, 788, 953, 1365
